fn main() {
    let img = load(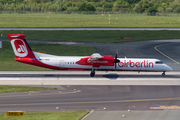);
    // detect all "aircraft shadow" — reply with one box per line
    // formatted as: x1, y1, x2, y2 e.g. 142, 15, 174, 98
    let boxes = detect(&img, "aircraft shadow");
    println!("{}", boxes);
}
103, 74, 119, 80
